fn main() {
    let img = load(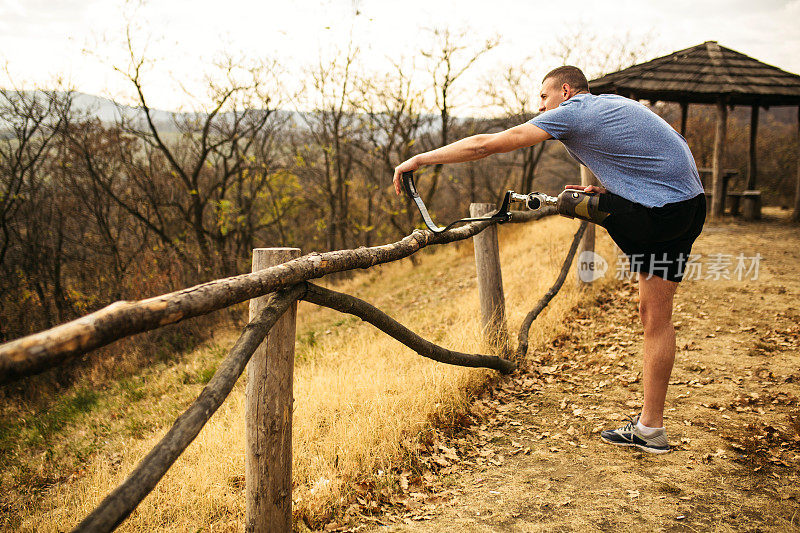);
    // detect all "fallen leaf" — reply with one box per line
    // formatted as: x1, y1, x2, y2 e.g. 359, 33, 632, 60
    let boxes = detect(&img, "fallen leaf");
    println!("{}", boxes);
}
399, 472, 409, 491
432, 455, 450, 467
